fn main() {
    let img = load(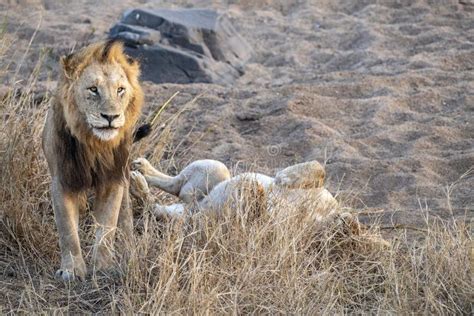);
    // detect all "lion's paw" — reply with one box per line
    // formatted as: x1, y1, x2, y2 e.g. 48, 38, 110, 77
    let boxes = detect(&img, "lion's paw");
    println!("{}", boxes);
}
55, 255, 86, 282
55, 269, 77, 281
92, 251, 115, 273
55, 265, 86, 282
